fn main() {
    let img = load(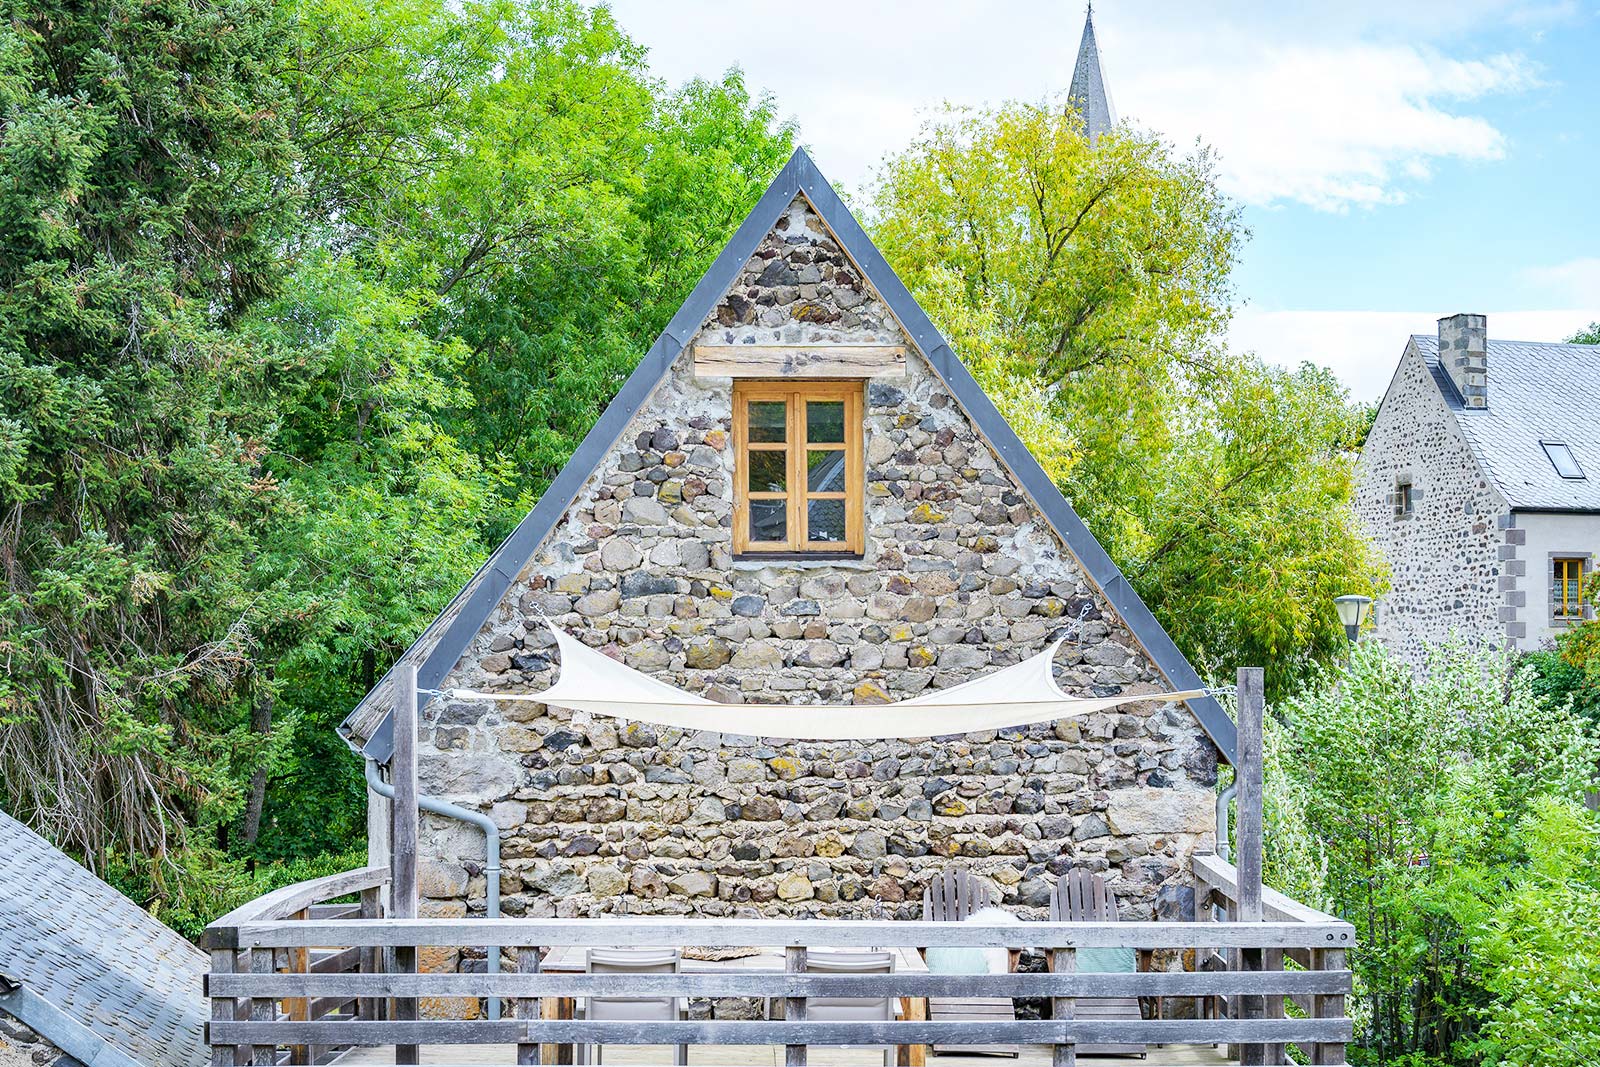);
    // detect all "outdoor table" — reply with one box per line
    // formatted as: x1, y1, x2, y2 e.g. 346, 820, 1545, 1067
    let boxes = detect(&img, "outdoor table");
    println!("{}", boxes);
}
538, 944, 929, 1067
